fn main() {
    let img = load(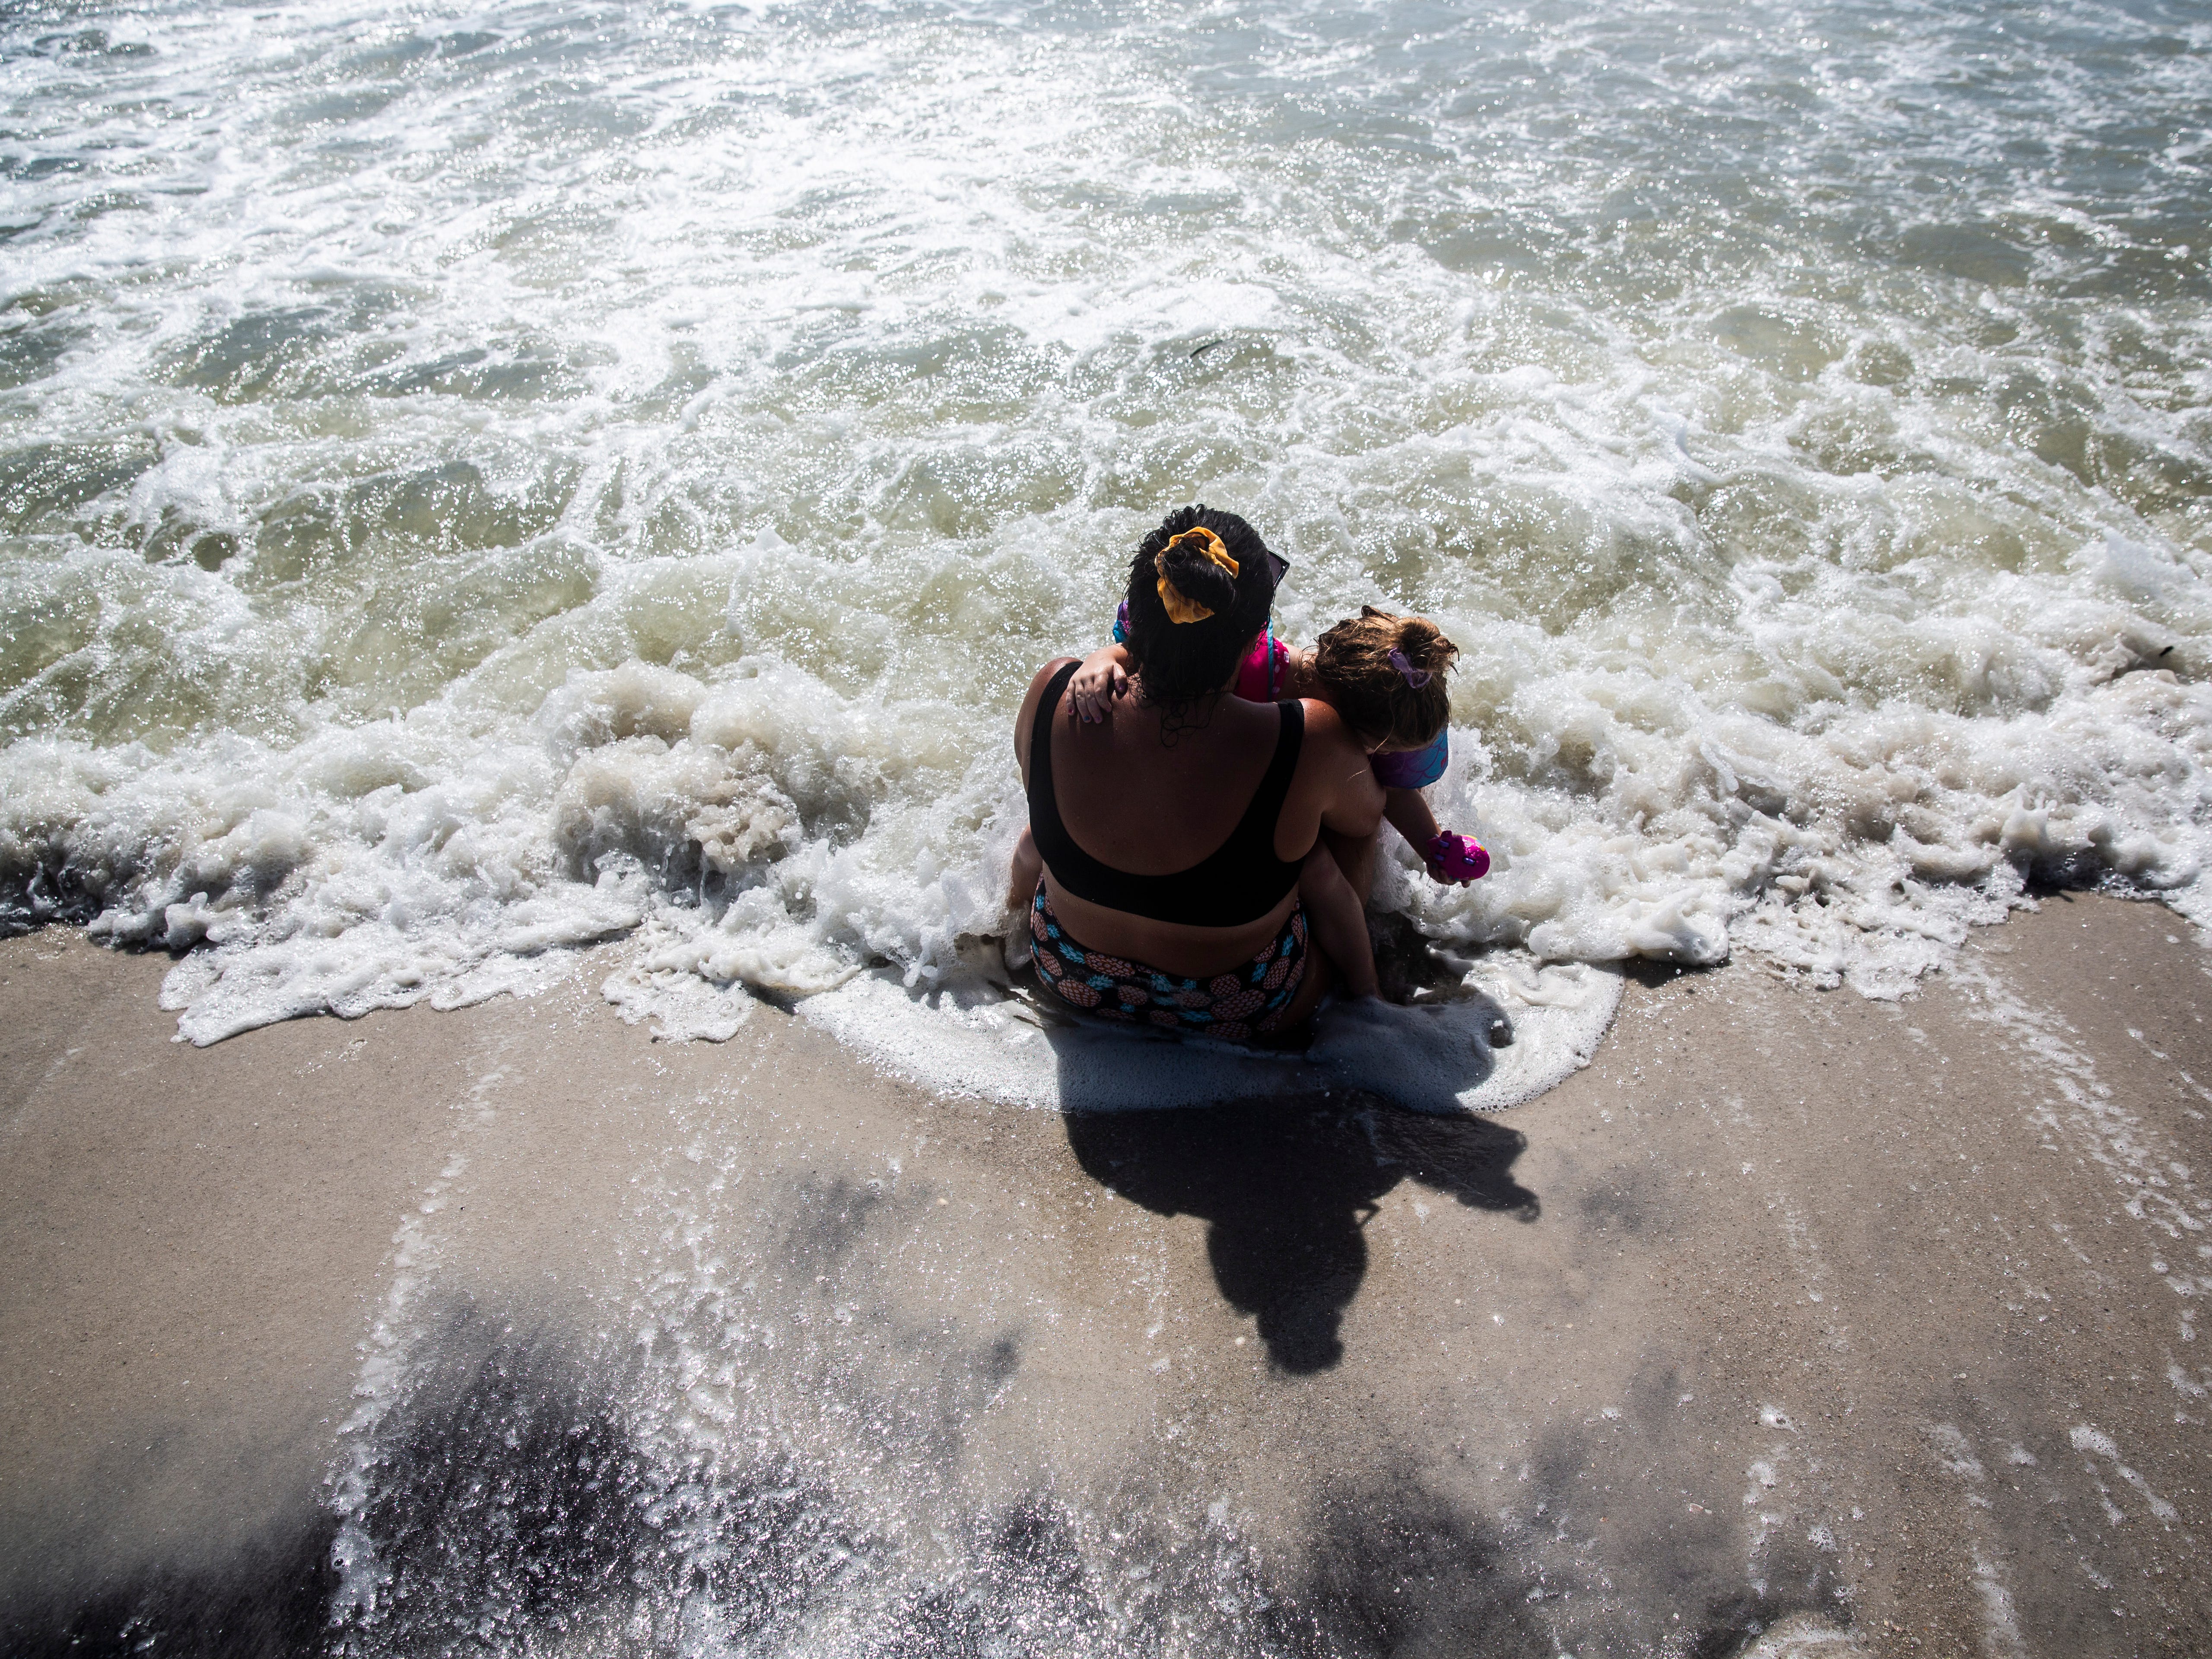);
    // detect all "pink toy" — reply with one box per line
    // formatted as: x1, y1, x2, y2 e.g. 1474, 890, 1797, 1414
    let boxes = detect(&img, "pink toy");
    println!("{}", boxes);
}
1424, 831, 1490, 884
